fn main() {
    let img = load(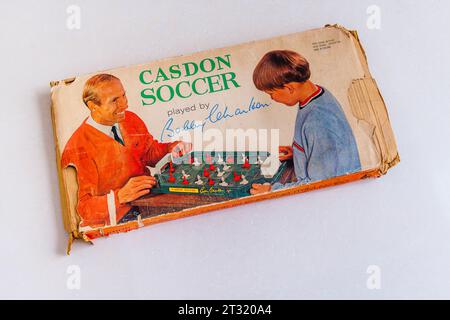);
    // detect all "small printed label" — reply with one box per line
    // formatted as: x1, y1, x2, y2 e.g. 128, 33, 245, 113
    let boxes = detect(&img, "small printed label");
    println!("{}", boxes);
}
312, 39, 341, 51
169, 187, 199, 193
